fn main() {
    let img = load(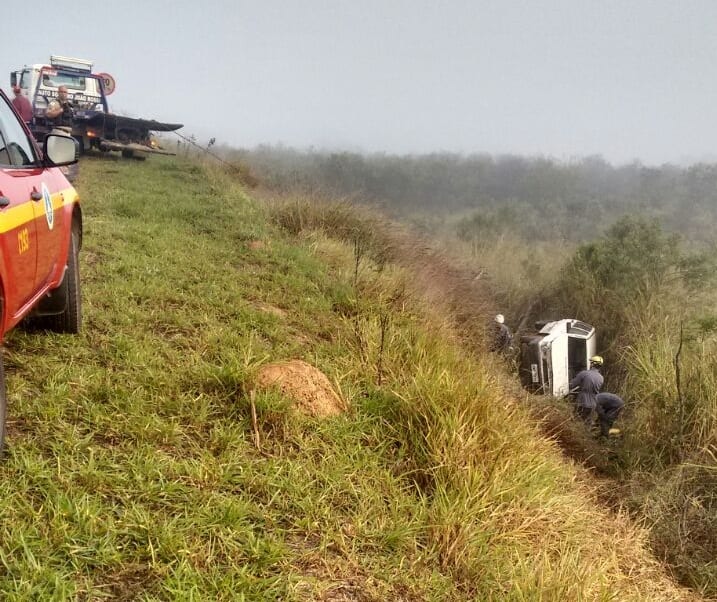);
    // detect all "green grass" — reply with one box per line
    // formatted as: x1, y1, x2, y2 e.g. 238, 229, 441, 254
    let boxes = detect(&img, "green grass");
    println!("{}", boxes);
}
0, 156, 696, 600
